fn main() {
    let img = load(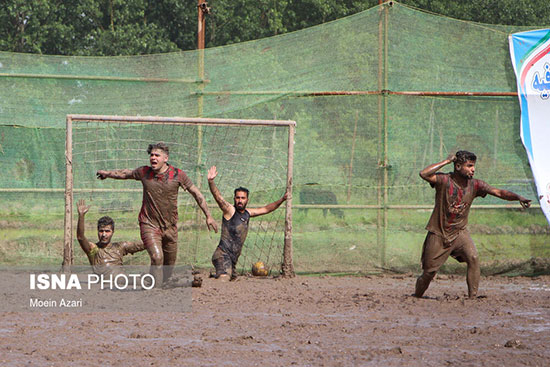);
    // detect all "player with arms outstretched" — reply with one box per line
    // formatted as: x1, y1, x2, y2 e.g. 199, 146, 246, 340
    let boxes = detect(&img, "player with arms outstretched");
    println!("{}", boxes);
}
207, 165, 288, 281
96, 142, 218, 286
76, 199, 145, 275
415, 150, 531, 298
